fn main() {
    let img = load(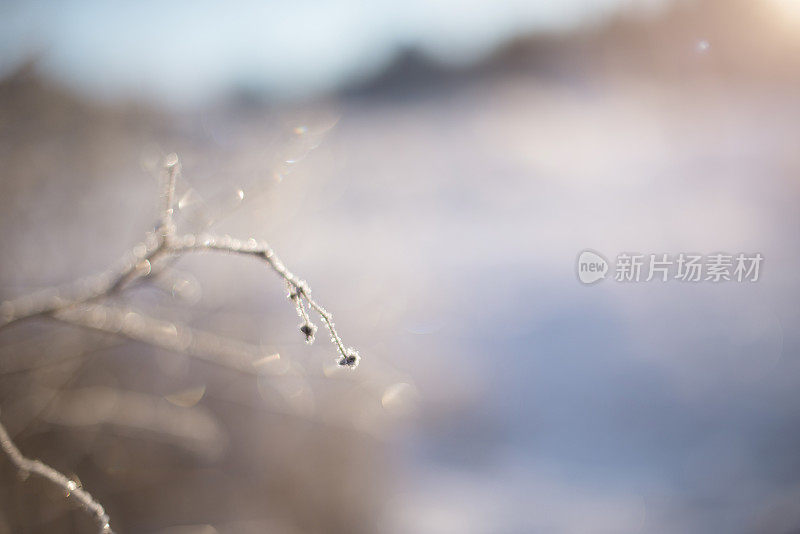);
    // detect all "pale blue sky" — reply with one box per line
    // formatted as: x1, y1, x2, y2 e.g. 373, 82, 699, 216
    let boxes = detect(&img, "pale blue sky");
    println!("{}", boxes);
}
0, 0, 664, 106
